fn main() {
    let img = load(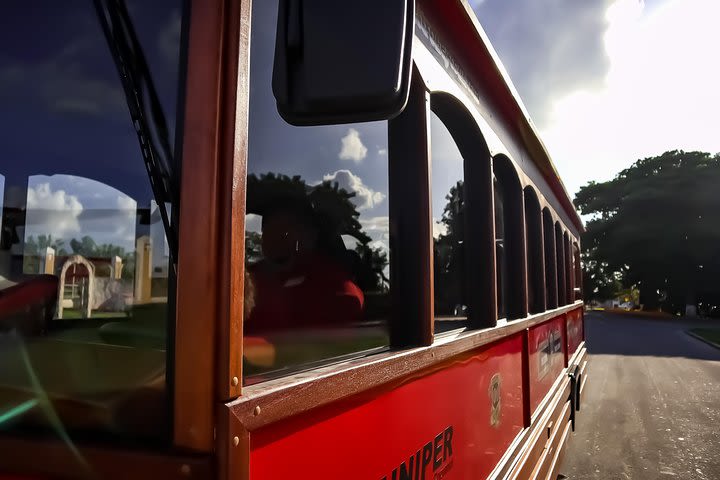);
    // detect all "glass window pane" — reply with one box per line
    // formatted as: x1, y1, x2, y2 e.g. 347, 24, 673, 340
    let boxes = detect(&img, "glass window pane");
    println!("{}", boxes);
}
495, 178, 507, 319
244, 0, 390, 383
430, 112, 468, 333
0, 1, 186, 441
